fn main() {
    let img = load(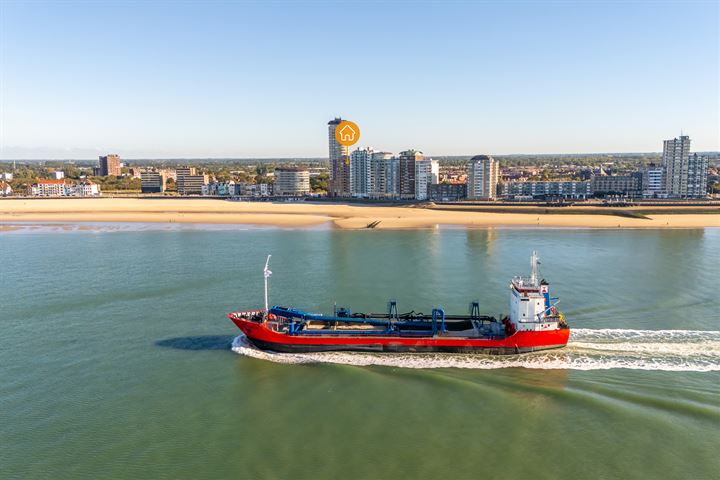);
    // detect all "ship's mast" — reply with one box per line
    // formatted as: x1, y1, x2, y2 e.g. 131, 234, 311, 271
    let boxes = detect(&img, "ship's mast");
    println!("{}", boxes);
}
530, 251, 539, 286
263, 254, 272, 313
